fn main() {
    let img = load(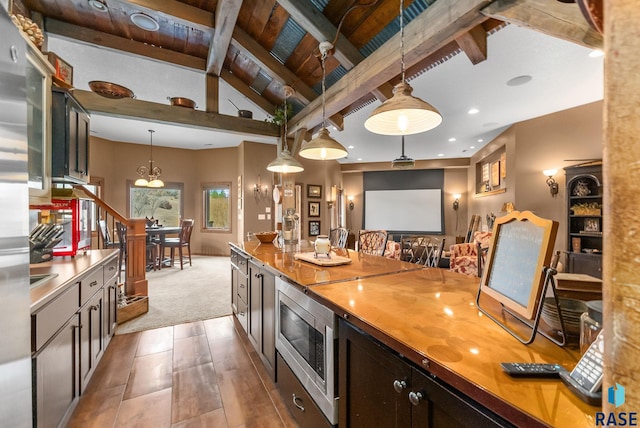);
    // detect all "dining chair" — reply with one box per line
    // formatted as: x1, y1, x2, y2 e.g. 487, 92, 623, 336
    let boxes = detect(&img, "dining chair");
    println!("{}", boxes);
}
161, 219, 194, 269
423, 238, 446, 268
357, 230, 388, 256
400, 235, 431, 263
329, 227, 349, 249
